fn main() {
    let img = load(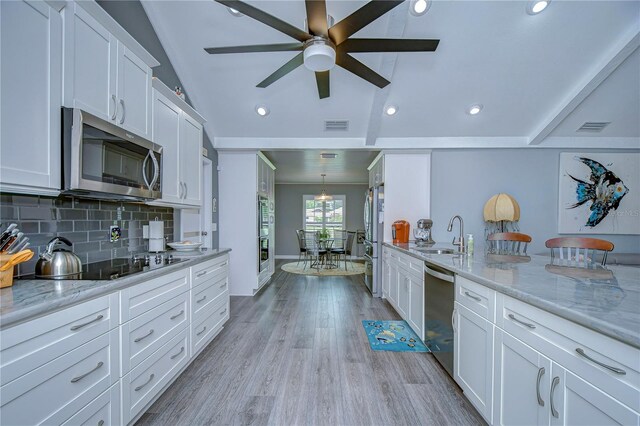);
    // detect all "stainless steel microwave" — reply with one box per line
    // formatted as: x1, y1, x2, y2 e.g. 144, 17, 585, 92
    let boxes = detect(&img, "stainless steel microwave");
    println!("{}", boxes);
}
62, 108, 162, 200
